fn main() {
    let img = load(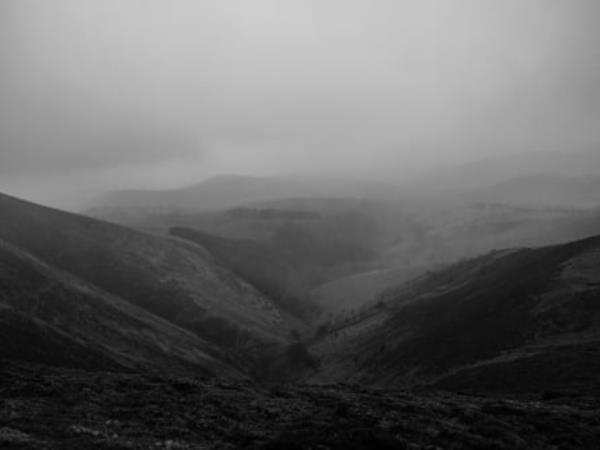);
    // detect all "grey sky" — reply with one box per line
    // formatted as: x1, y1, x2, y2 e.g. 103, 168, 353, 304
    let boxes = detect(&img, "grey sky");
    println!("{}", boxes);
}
1, 0, 599, 207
